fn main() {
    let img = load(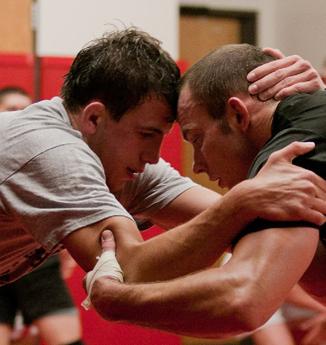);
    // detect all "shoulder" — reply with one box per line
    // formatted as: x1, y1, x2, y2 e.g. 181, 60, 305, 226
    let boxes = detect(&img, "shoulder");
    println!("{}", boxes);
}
276, 90, 326, 120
